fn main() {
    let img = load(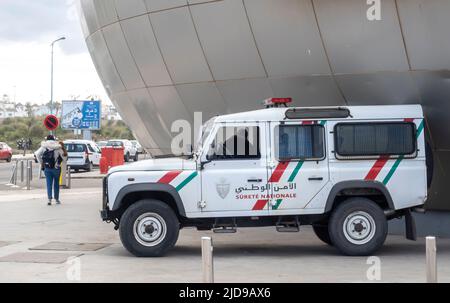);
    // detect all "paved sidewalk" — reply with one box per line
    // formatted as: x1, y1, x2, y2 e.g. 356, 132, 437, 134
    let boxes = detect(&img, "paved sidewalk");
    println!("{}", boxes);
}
1, 187, 450, 283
